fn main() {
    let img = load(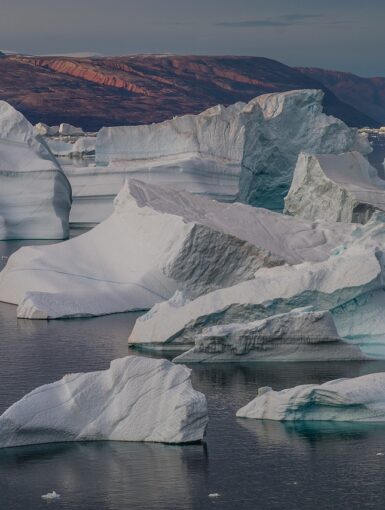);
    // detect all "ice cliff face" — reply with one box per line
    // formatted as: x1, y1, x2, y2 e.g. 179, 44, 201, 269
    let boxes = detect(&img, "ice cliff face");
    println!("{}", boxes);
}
173, 308, 365, 363
239, 90, 371, 210
0, 101, 71, 240
236, 373, 385, 422
0, 356, 208, 447
284, 151, 385, 223
0, 180, 355, 319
